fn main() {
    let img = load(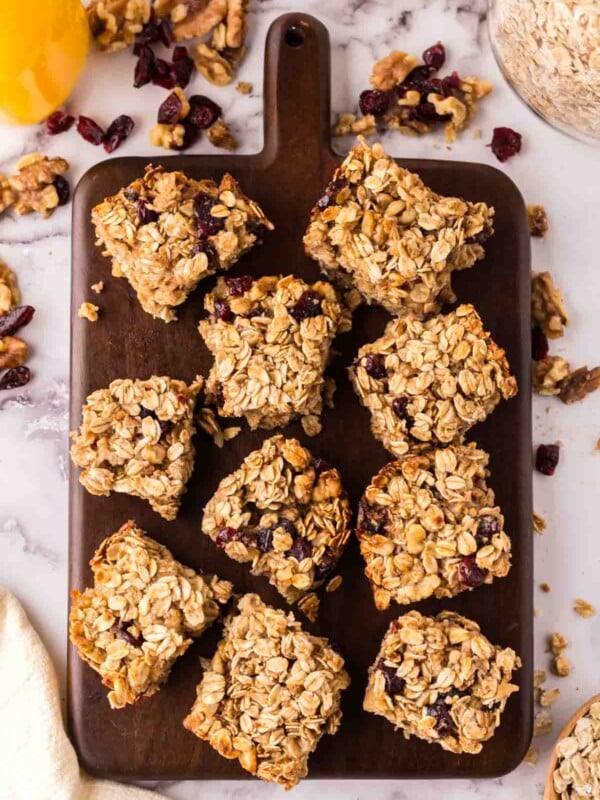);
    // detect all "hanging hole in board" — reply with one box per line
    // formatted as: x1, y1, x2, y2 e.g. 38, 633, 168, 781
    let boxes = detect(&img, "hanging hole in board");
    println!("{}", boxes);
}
285, 26, 305, 48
